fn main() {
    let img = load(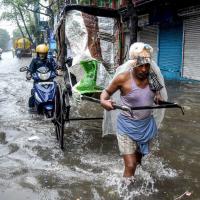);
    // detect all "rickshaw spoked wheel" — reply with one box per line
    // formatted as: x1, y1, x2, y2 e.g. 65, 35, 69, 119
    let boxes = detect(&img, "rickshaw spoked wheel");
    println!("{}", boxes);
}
54, 83, 65, 150
63, 87, 71, 122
